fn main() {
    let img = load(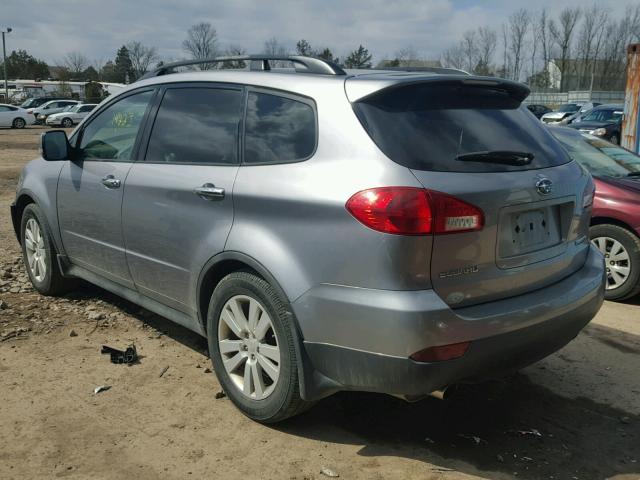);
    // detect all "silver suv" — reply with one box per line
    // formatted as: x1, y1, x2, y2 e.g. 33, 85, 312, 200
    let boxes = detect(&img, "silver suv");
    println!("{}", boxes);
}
11, 55, 605, 423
